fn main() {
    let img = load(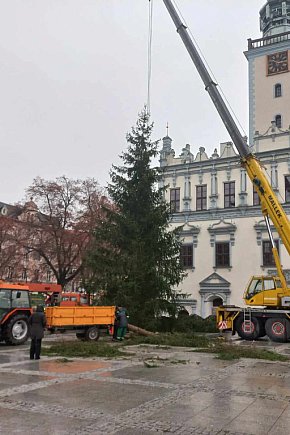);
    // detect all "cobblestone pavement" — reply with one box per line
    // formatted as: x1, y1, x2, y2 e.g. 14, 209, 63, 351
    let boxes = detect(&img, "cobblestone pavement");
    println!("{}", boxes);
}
0, 337, 290, 434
